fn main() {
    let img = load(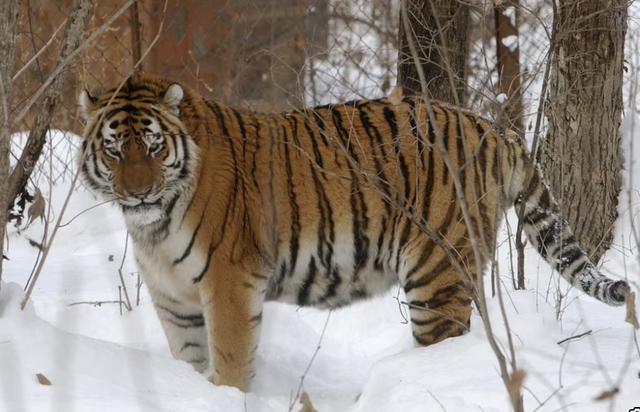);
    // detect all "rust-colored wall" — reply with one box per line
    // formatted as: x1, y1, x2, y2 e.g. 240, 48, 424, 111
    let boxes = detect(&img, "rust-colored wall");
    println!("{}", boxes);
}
13, 0, 327, 133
